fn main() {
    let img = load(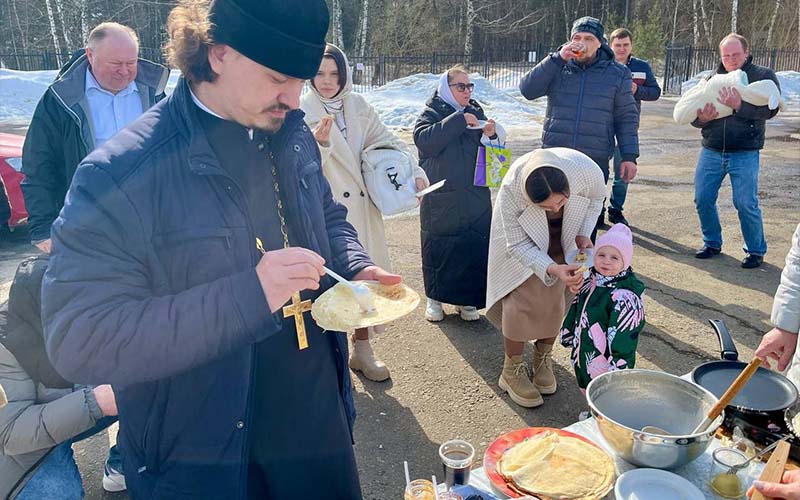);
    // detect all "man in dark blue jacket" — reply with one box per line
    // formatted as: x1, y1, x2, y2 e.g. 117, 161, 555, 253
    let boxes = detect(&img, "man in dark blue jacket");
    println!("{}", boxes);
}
21, 23, 168, 253
519, 16, 640, 232
691, 33, 780, 269
41, 0, 399, 498
608, 27, 661, 226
